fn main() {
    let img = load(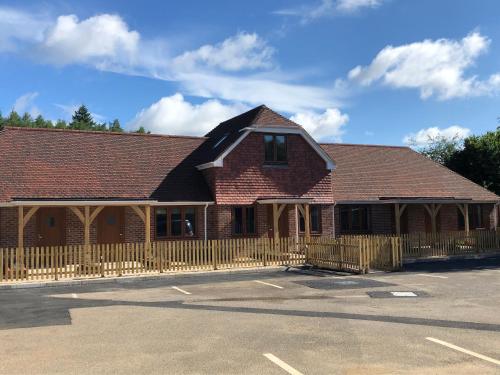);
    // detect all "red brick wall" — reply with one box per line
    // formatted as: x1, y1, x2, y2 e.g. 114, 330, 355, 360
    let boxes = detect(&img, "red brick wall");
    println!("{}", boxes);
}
210, 133, 333, 205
